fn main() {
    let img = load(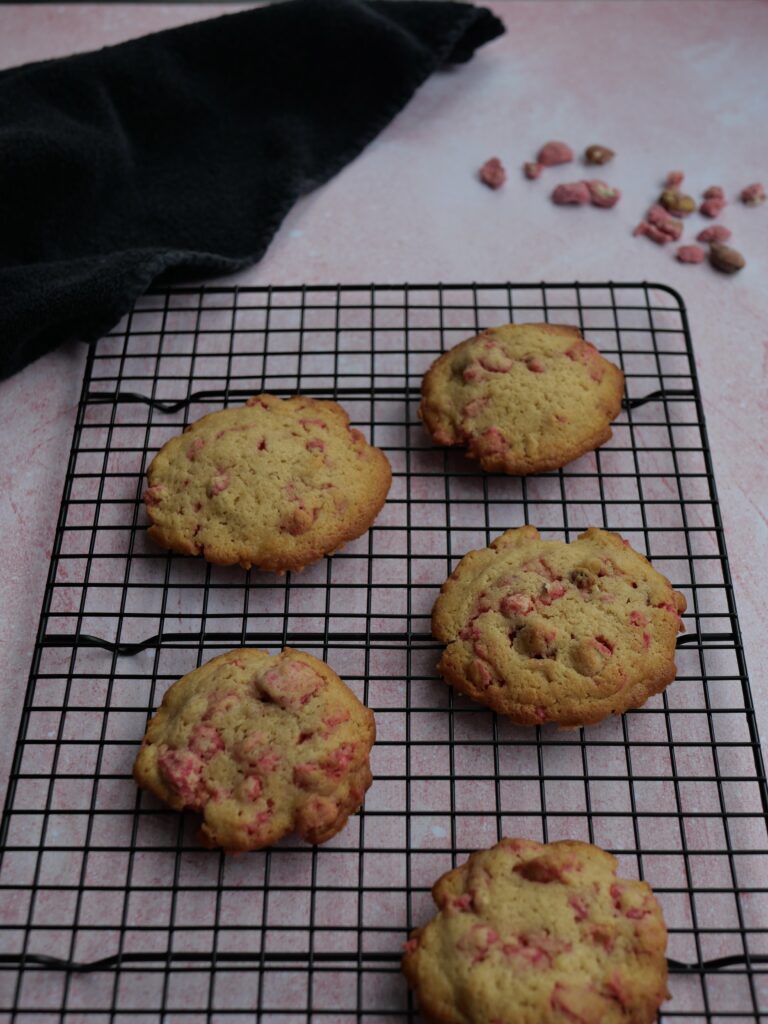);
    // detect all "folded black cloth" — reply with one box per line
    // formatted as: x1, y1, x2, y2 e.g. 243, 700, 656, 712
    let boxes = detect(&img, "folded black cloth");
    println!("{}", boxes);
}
0, 0, 503, 379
